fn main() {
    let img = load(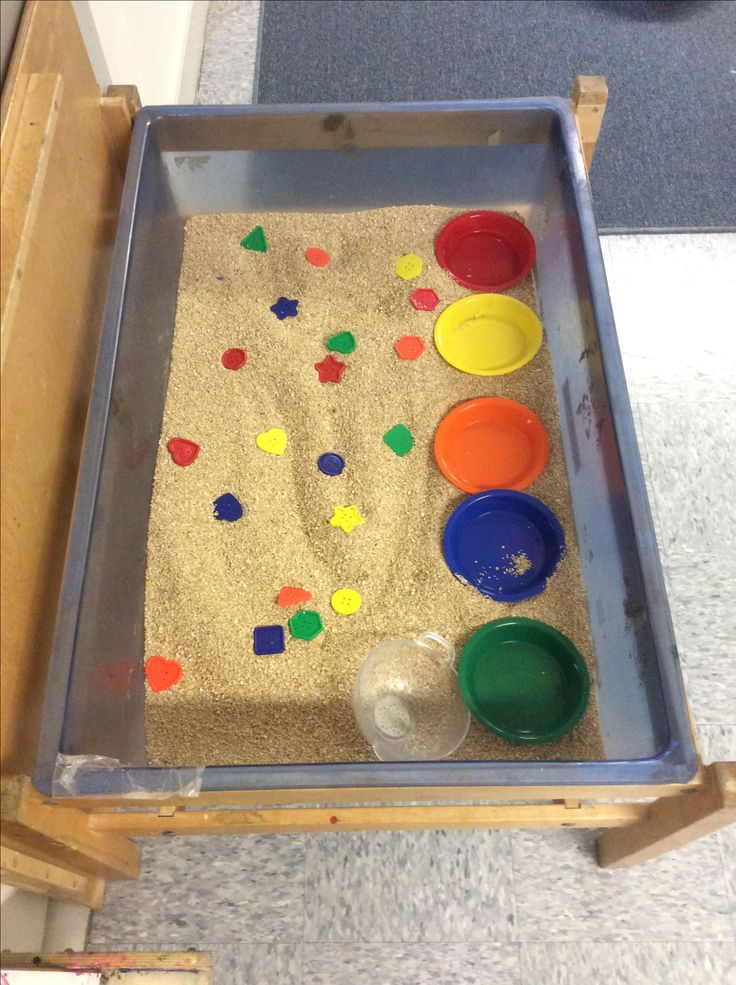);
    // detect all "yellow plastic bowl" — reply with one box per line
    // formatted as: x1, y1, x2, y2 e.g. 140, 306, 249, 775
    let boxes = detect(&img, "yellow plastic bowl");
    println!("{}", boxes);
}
434, 294, 543, 375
